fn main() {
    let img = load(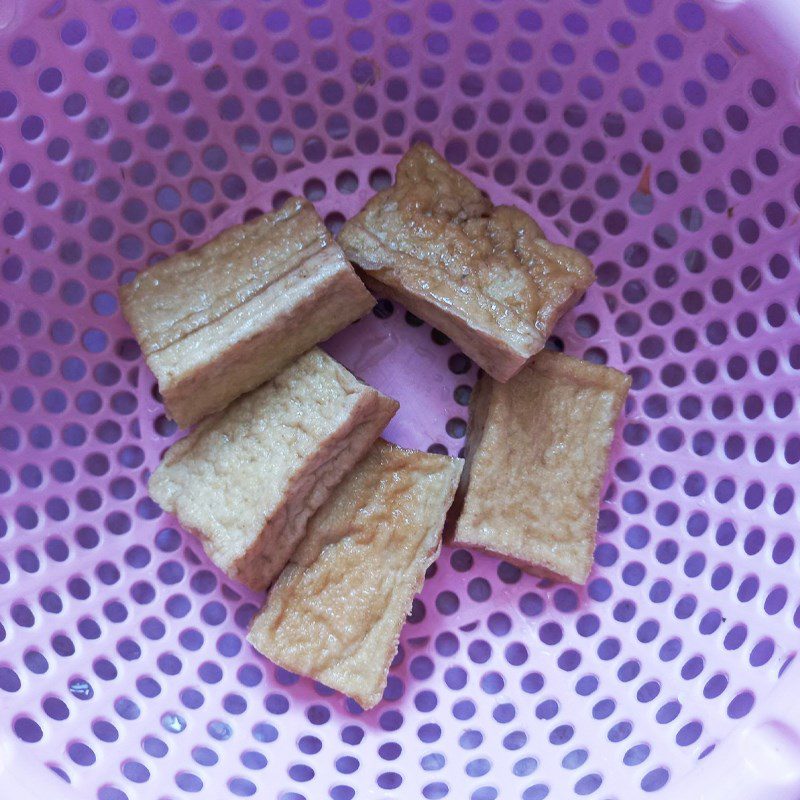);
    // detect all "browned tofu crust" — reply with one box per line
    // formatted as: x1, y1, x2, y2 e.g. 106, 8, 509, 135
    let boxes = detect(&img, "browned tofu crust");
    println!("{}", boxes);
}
149, 349, 398, 591
338, 144, 594, 382
453, 351, 630, 584
247, 441, 463, 709
121, 197, 375, 427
